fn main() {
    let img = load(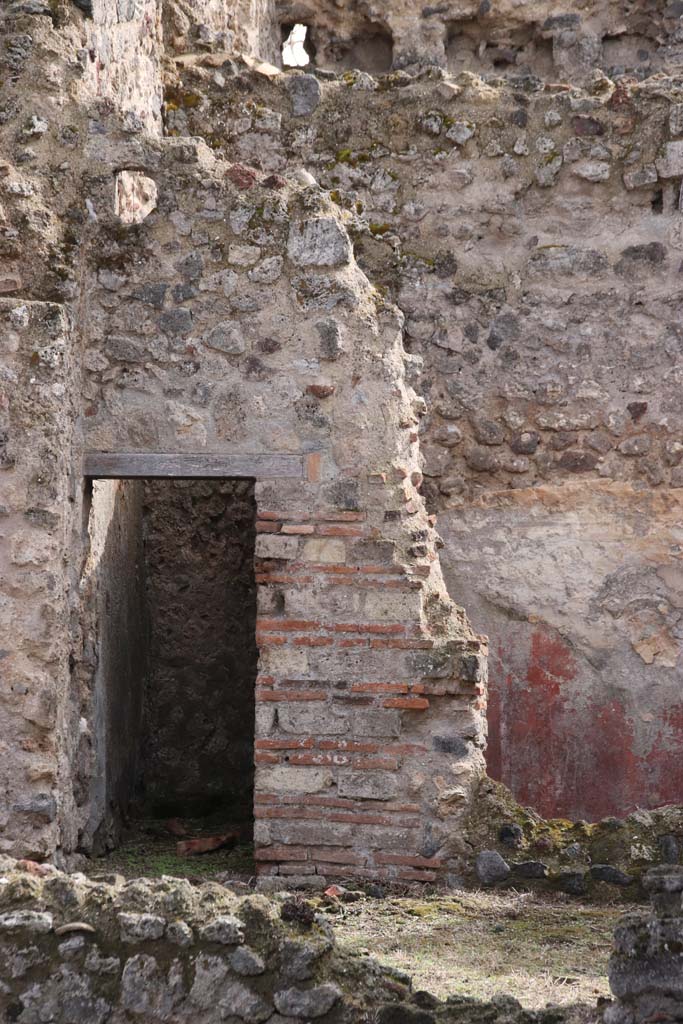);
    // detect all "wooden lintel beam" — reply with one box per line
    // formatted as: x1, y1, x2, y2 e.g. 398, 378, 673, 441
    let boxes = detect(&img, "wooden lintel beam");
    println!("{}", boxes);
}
83, 452, 306, 480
